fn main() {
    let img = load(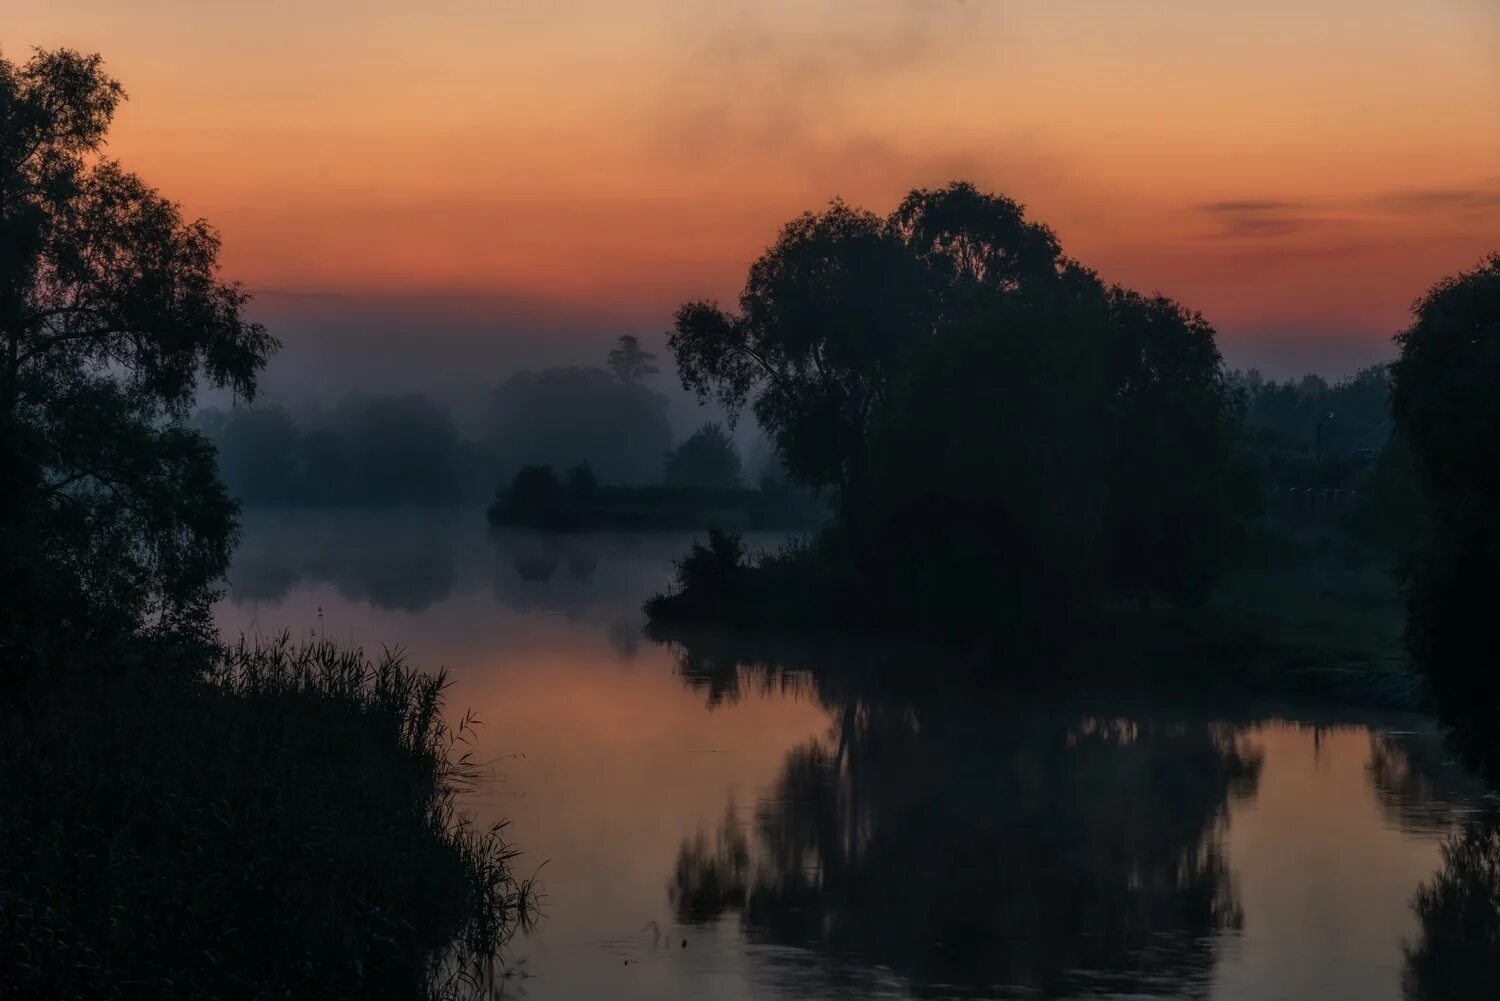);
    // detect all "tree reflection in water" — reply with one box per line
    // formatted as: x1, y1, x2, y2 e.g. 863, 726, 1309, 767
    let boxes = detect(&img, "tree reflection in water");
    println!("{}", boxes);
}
1404, 809, 1500, 1000
662, 634, 1264, 998
1361, 728, 1500, 999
